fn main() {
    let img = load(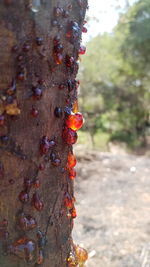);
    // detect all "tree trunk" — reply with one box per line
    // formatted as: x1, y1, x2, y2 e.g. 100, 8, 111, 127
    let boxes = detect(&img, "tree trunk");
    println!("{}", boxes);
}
0, 0, 87, 266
